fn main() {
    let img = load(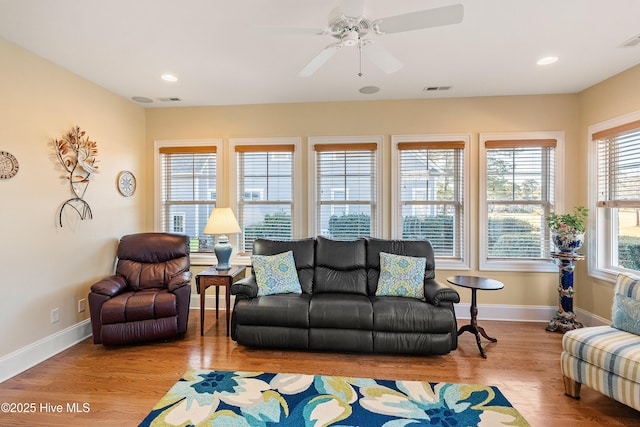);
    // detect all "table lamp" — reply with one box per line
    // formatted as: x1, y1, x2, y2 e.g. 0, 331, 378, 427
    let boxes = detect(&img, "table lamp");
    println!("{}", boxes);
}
203, 207, 242, 270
